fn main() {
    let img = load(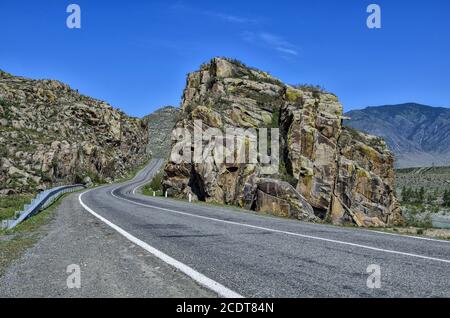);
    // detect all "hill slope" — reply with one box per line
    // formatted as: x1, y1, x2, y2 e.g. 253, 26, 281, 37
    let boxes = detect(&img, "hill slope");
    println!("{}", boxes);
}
345, 103, 450, 168
0, 70, 149, 194
143, 106, 179, 158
